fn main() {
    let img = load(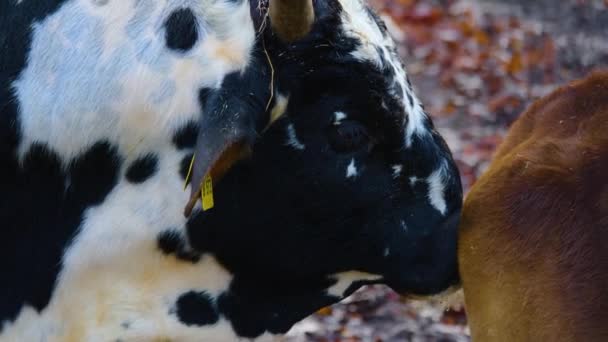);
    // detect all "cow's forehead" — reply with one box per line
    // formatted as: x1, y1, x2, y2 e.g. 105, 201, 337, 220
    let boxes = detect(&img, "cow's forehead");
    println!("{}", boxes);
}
291, 0, 431, 148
